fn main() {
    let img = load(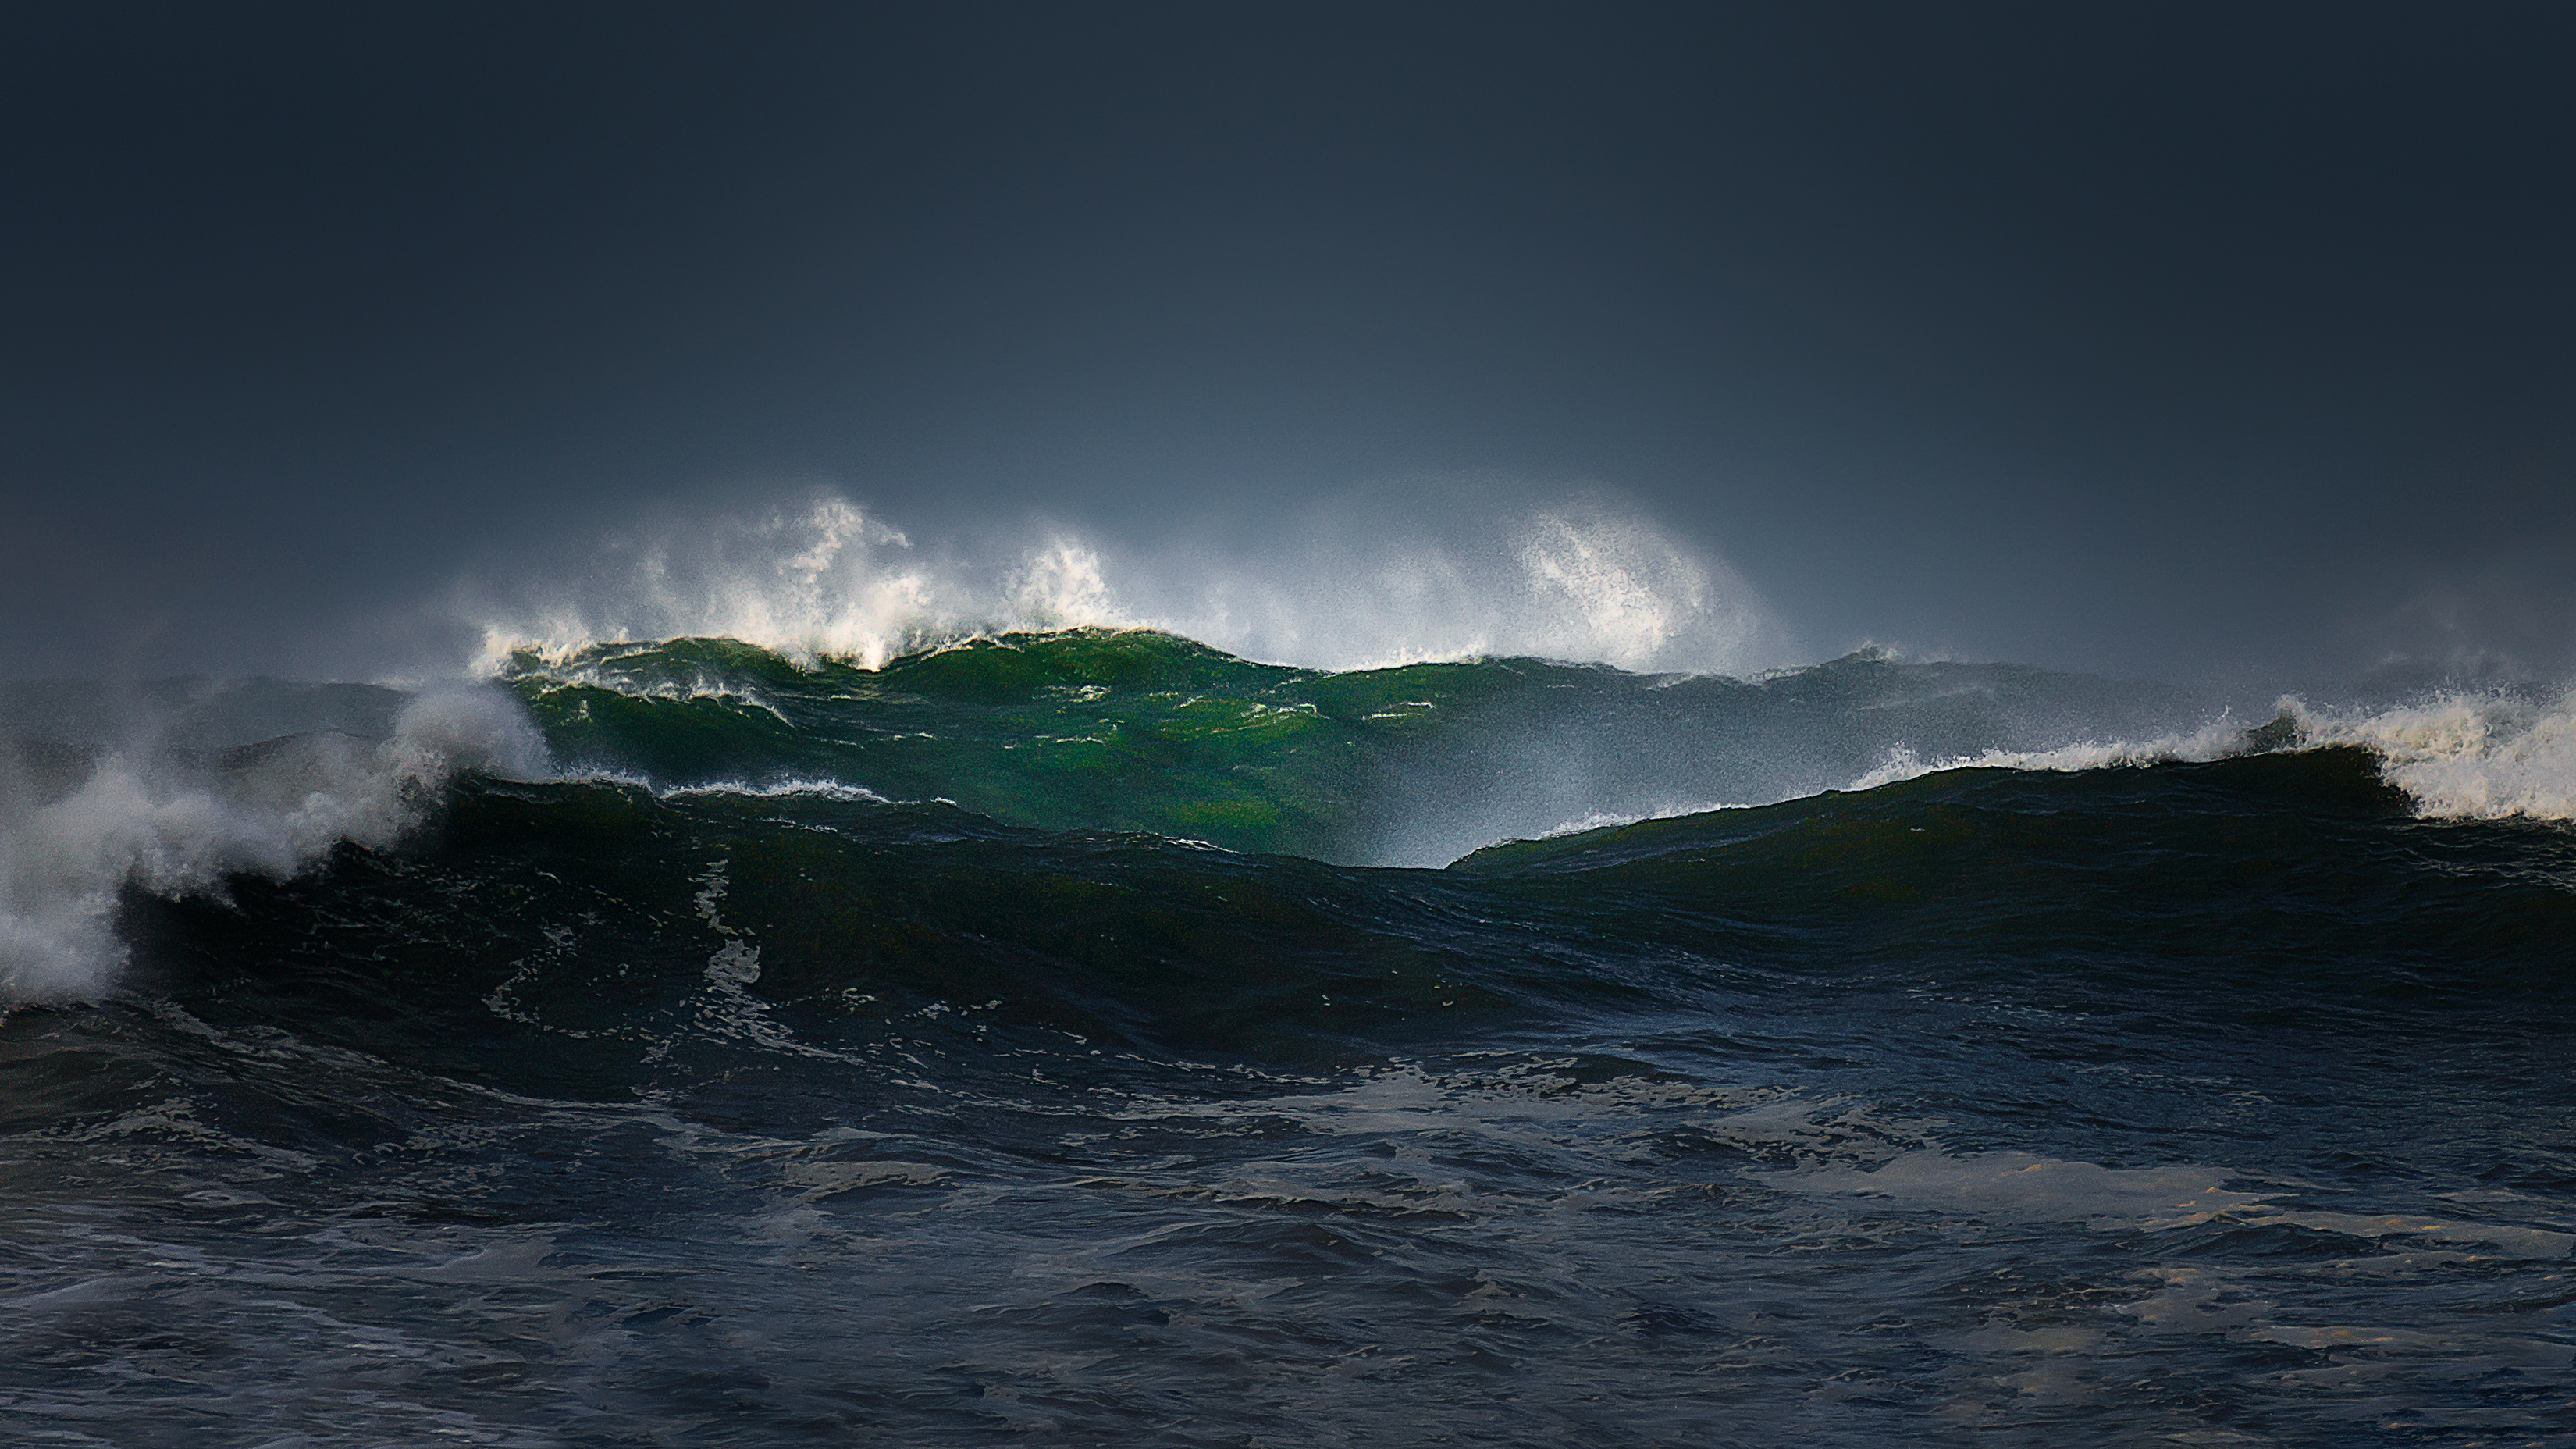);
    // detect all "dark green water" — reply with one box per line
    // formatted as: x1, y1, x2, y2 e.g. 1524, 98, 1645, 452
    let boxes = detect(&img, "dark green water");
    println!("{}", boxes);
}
2, 633, 2570, 1445
503, 630, 2189, 864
